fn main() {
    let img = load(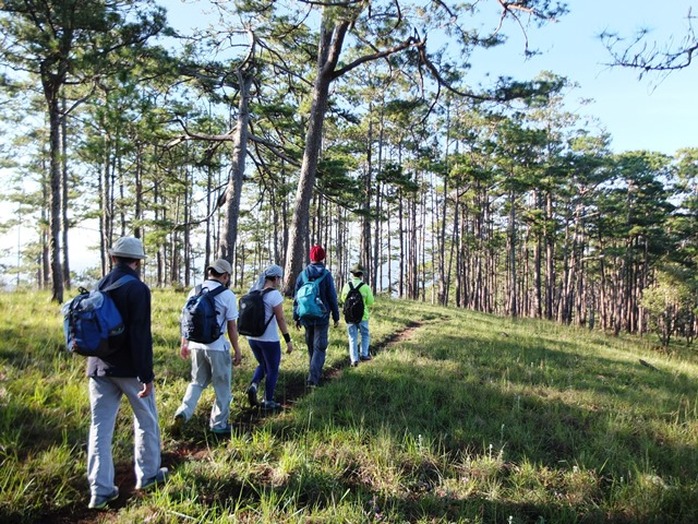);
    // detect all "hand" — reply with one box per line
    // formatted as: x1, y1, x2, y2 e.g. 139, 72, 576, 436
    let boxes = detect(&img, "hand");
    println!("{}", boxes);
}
138, 382, 153, 398
286, 340, 293, 354
232, 352, 242, 366
333, 320, 339, 328
180, 344, 190, 359
295, 321, 301, 330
